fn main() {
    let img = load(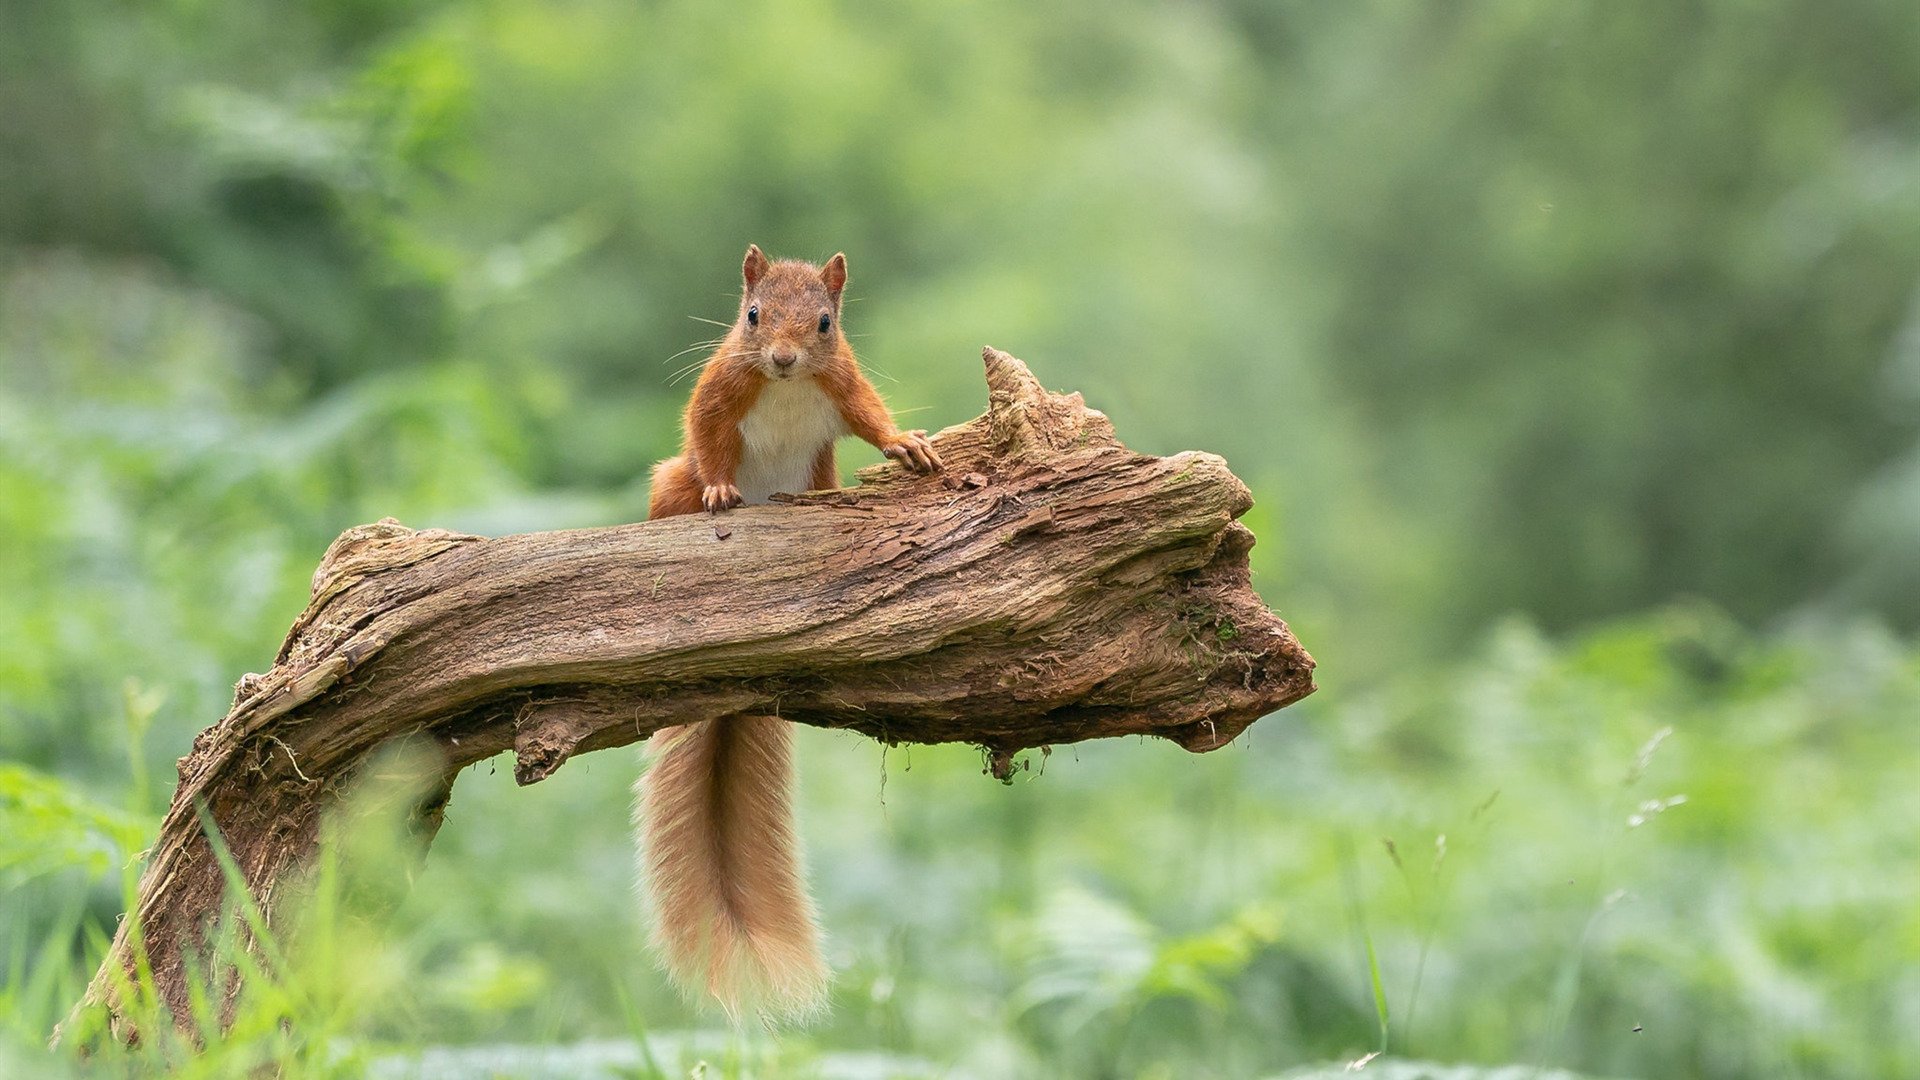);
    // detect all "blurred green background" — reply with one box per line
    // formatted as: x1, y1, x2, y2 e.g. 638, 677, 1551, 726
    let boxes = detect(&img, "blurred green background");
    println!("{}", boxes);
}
3, 1, 1919, 1077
